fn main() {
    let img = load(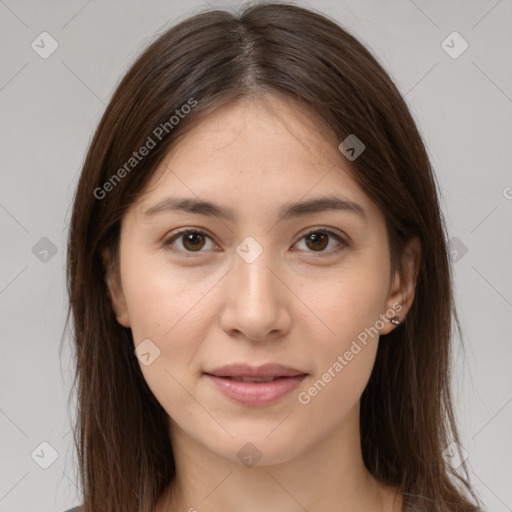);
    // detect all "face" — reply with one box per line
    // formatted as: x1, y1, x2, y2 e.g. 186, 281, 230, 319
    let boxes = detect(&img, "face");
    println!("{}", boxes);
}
105, 94, 416, 466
